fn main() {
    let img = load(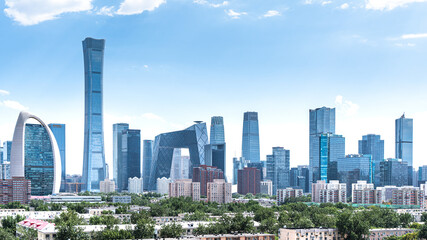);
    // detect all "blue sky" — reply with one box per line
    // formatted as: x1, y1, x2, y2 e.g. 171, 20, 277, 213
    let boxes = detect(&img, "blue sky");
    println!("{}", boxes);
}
1, 0, 427, 179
